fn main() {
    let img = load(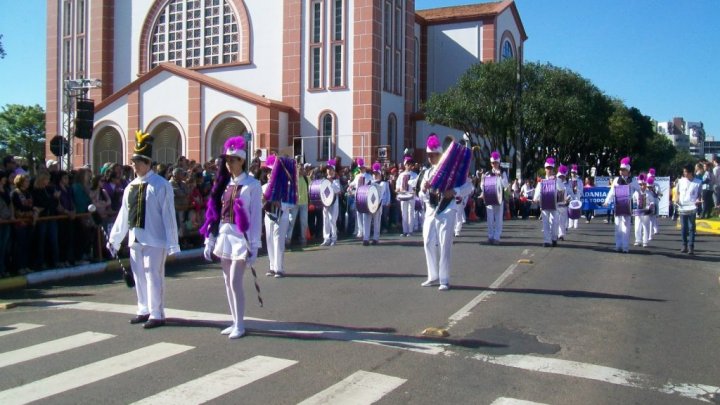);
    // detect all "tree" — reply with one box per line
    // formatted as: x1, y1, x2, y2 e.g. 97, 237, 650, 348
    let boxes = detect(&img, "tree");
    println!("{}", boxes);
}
0, 34, 6, 59
0, 104, 46, 171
